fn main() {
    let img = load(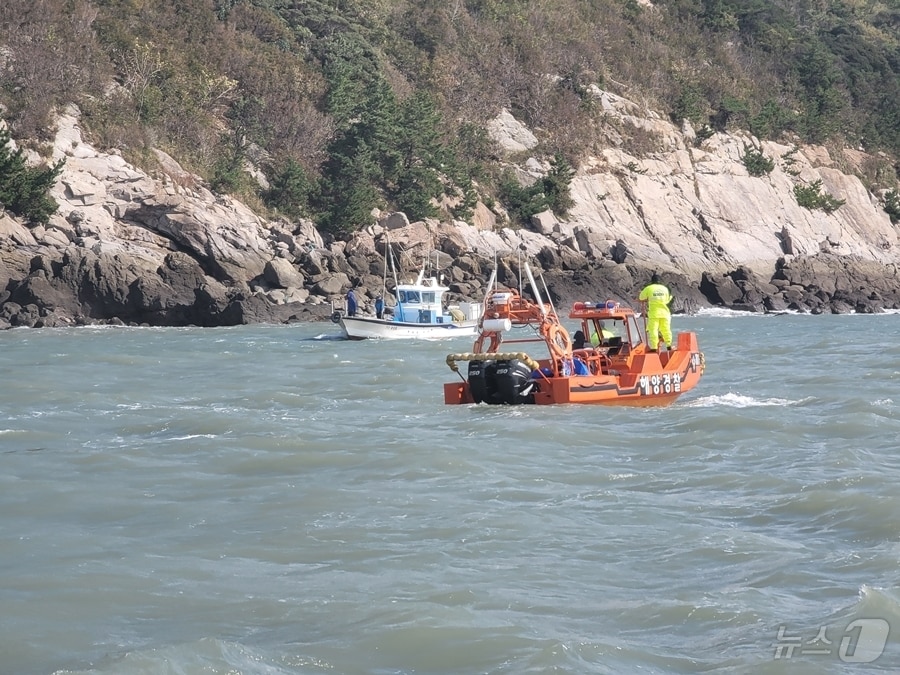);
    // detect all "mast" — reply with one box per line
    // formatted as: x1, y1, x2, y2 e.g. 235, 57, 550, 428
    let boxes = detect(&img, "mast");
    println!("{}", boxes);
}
381, 233, 389, 298
523, 263, 546, 318
387, 234, 402, 316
